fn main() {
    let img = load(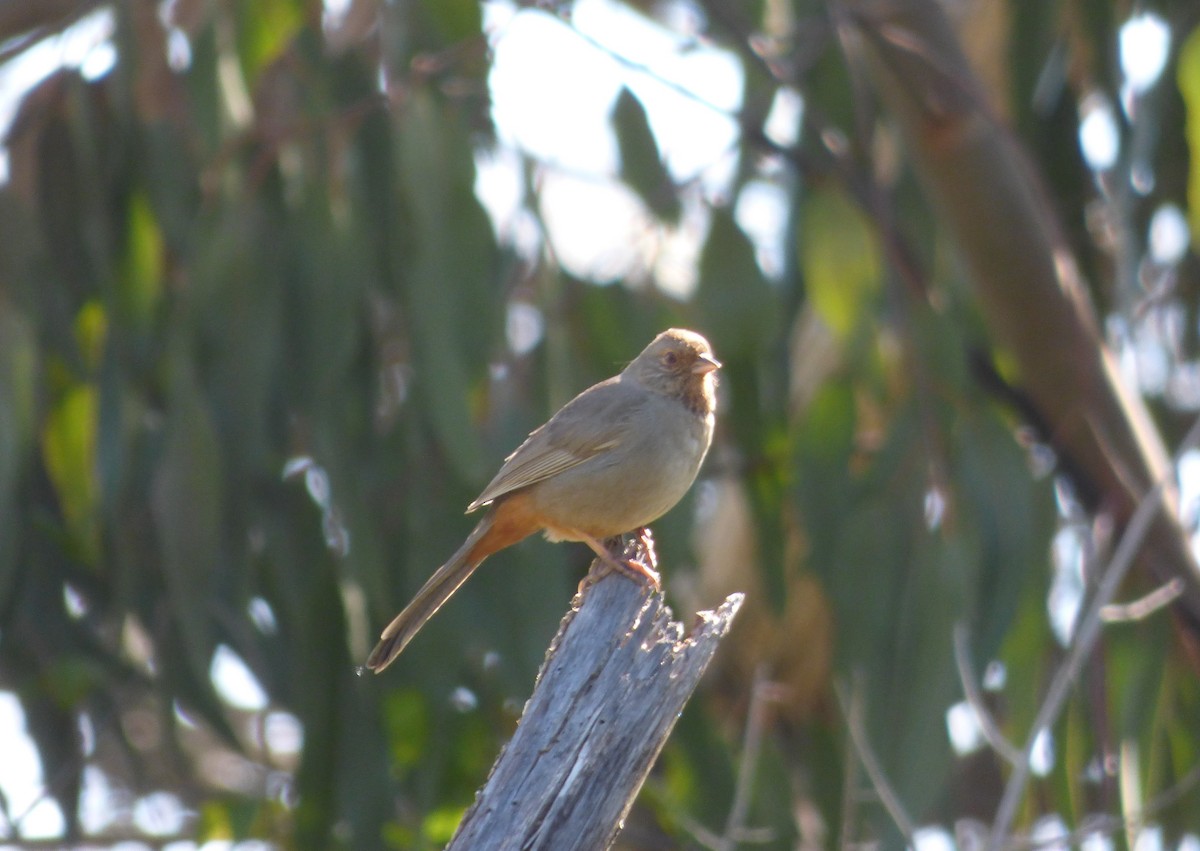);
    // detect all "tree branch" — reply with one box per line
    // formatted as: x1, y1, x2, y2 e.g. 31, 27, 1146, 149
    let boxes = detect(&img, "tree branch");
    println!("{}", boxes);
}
841, 0, 1200, 632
